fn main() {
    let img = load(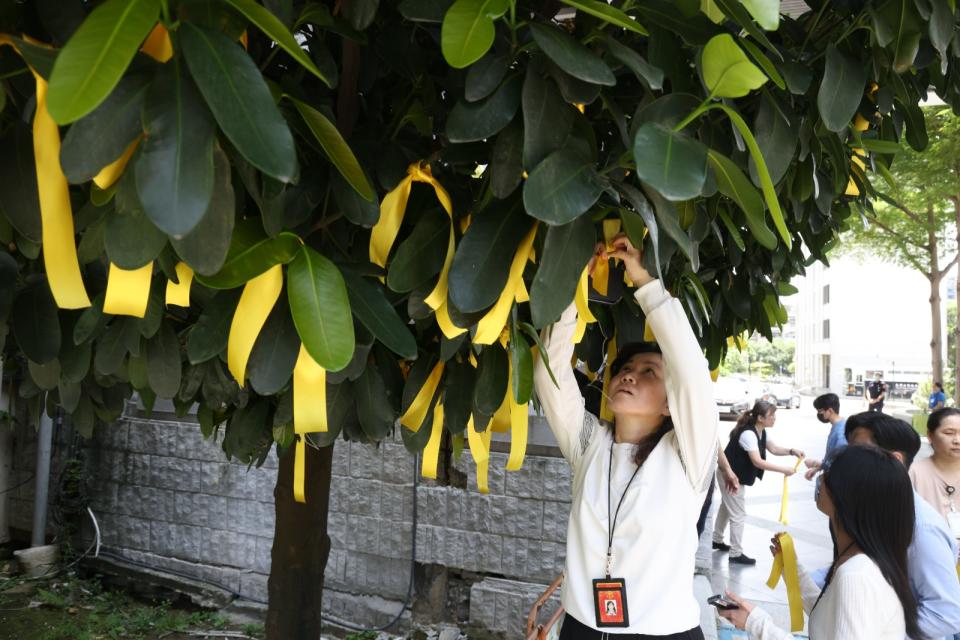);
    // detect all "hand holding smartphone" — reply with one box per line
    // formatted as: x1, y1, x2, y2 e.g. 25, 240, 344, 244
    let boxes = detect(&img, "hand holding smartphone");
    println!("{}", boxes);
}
707, 594, 740, 611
